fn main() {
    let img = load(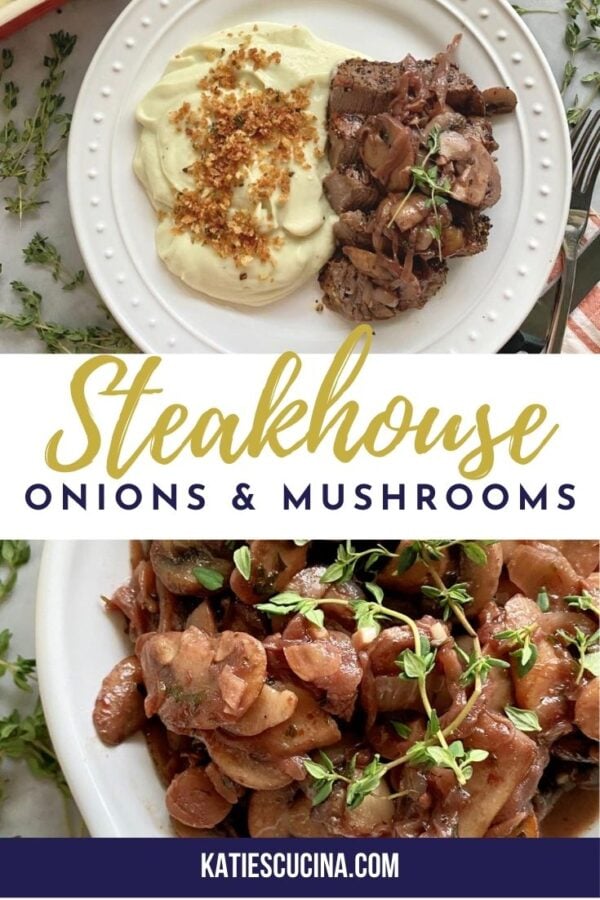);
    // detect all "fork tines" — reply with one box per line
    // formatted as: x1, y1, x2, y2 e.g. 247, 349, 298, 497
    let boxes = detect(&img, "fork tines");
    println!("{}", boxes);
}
571, 109, 600, 201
